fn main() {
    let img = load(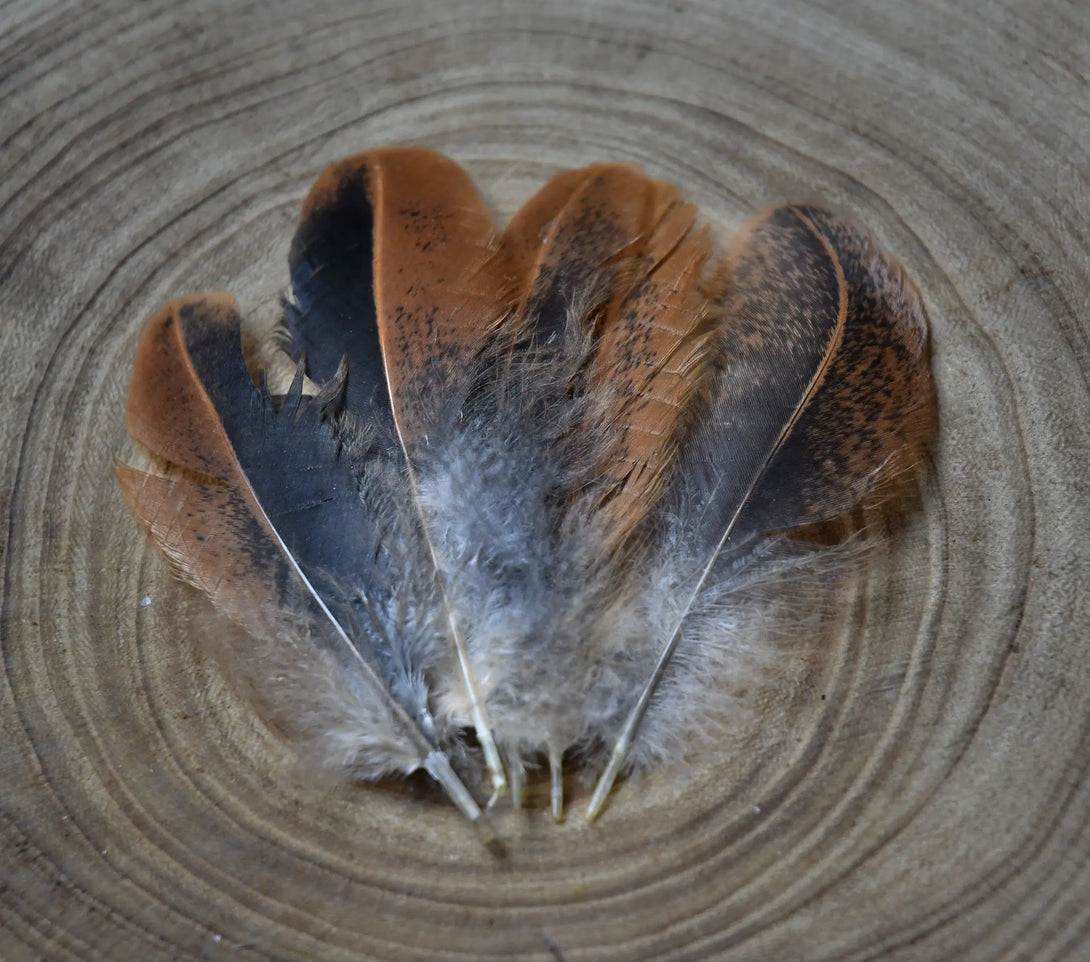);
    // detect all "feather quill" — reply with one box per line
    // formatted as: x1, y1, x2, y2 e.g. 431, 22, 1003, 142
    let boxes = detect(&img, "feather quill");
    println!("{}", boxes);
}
118, 293, 491, 837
